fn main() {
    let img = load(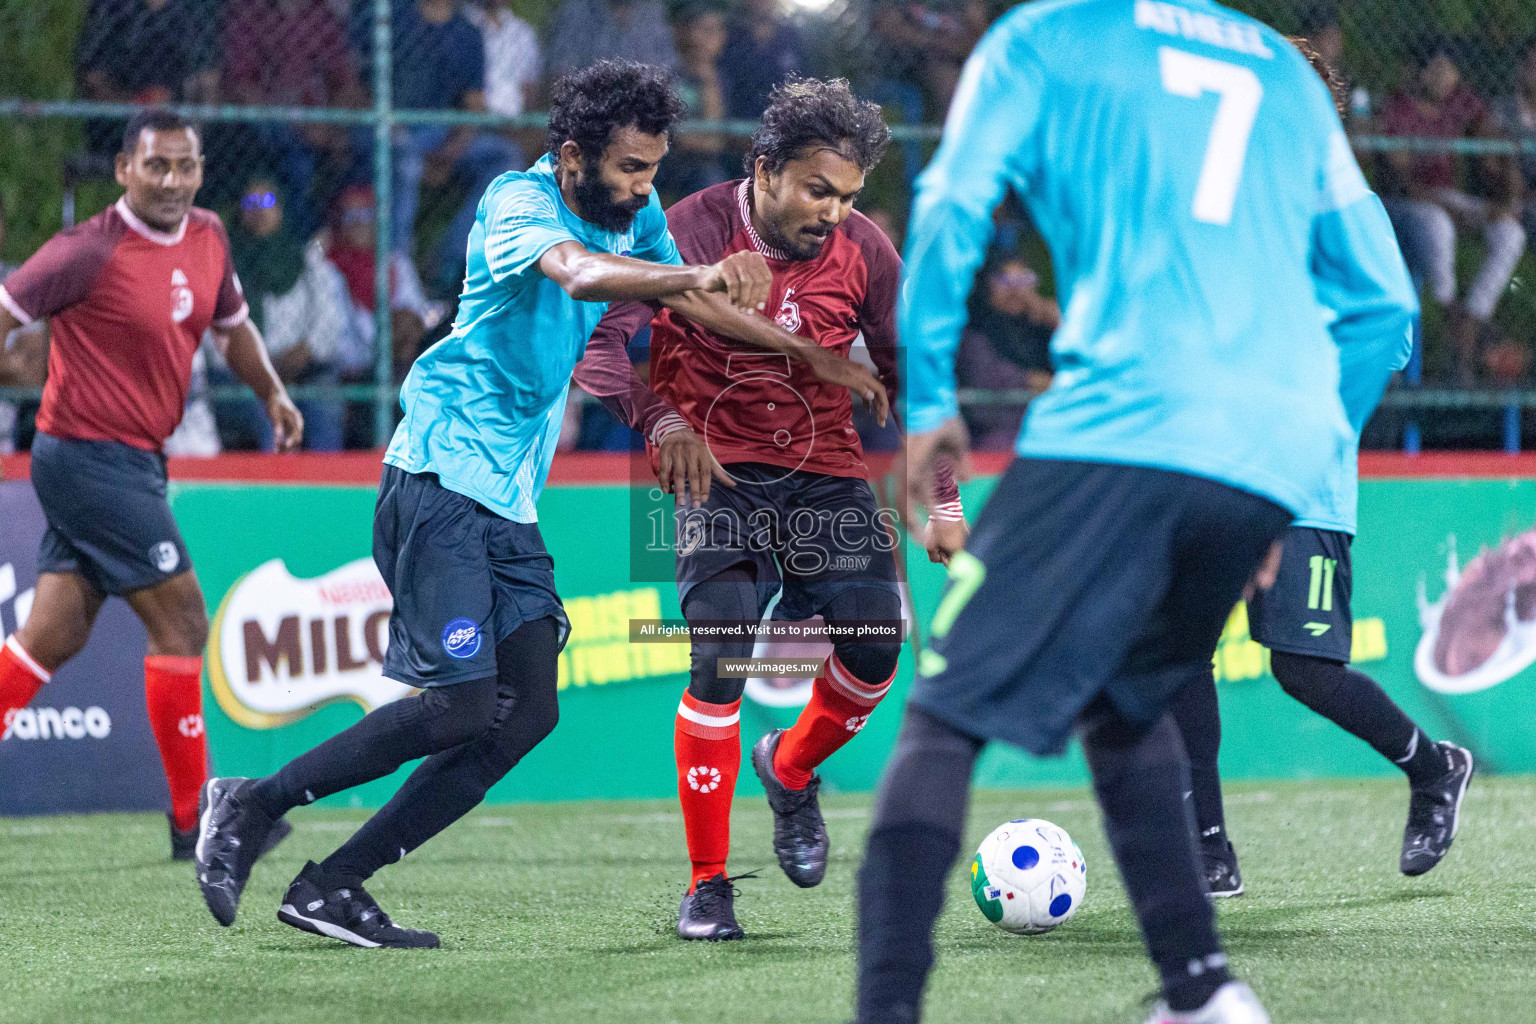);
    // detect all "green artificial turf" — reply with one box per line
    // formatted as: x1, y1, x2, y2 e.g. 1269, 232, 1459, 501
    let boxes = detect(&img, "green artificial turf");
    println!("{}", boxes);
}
2, 777, 1533, 1024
